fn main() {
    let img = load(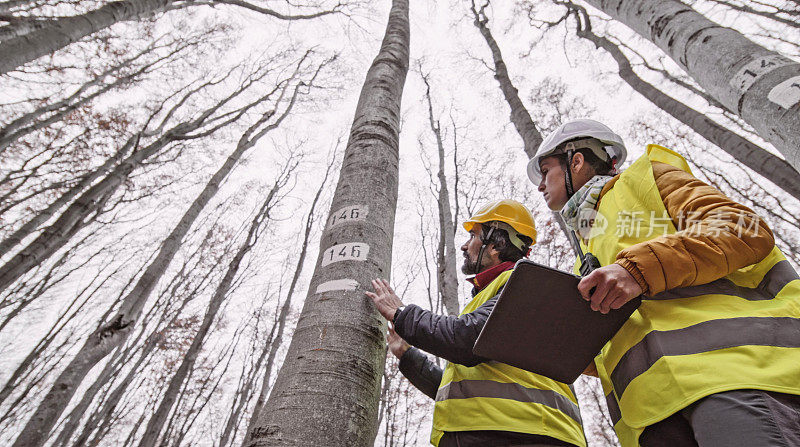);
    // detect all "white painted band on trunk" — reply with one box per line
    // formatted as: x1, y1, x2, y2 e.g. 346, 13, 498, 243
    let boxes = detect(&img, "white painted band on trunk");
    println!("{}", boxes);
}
315, 279, 359, 294
328, 205, 369, 228
321, 242, 370, 267
768, 76, 800, 109
729, 54, 796, 94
